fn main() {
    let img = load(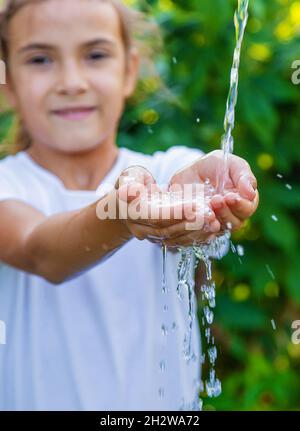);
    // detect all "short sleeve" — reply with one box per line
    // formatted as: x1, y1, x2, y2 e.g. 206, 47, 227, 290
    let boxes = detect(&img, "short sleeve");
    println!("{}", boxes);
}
0, 167, 24, 202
